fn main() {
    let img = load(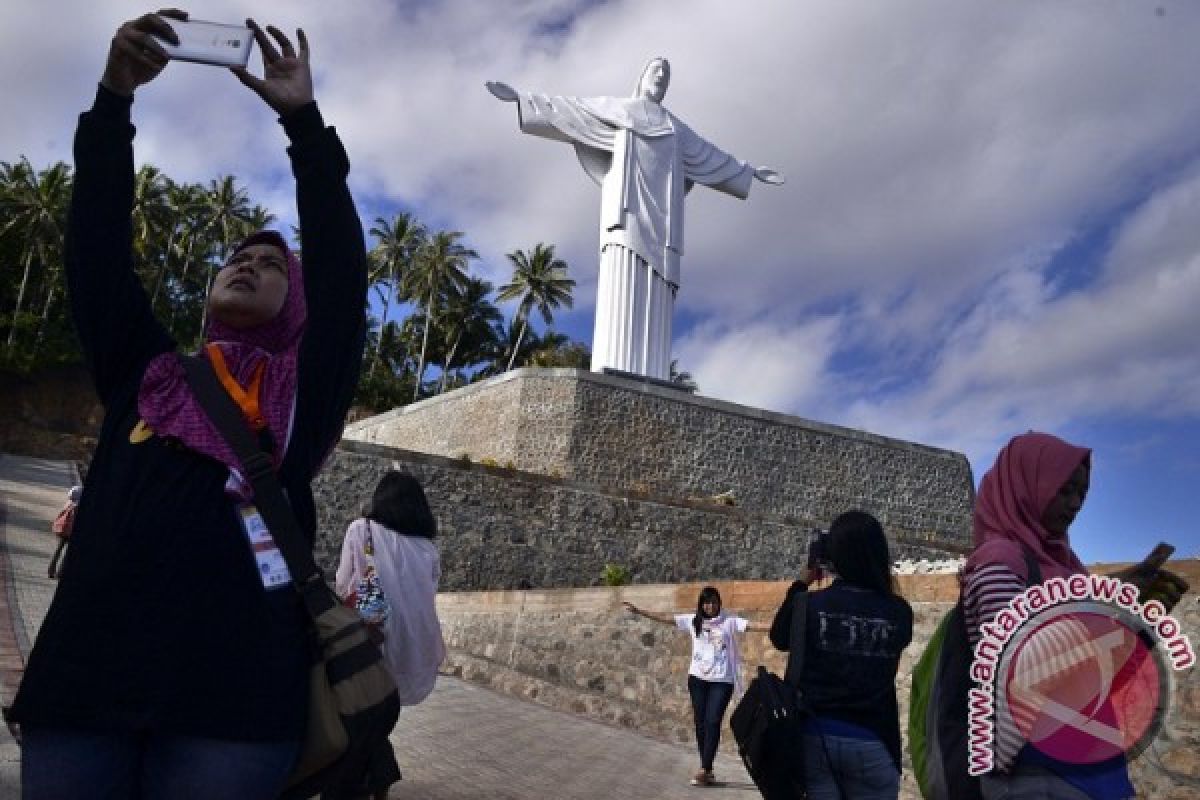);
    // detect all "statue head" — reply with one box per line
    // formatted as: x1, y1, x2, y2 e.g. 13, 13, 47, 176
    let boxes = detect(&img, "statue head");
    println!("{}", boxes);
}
635, 57, 670, 103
